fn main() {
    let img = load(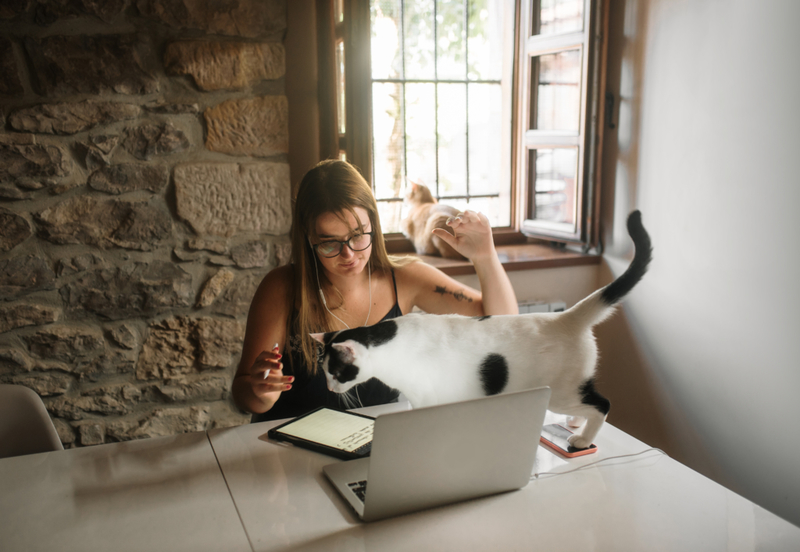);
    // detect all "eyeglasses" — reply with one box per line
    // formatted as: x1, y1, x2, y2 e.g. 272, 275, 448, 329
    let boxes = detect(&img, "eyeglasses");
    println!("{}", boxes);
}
312, 231, 374, 258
